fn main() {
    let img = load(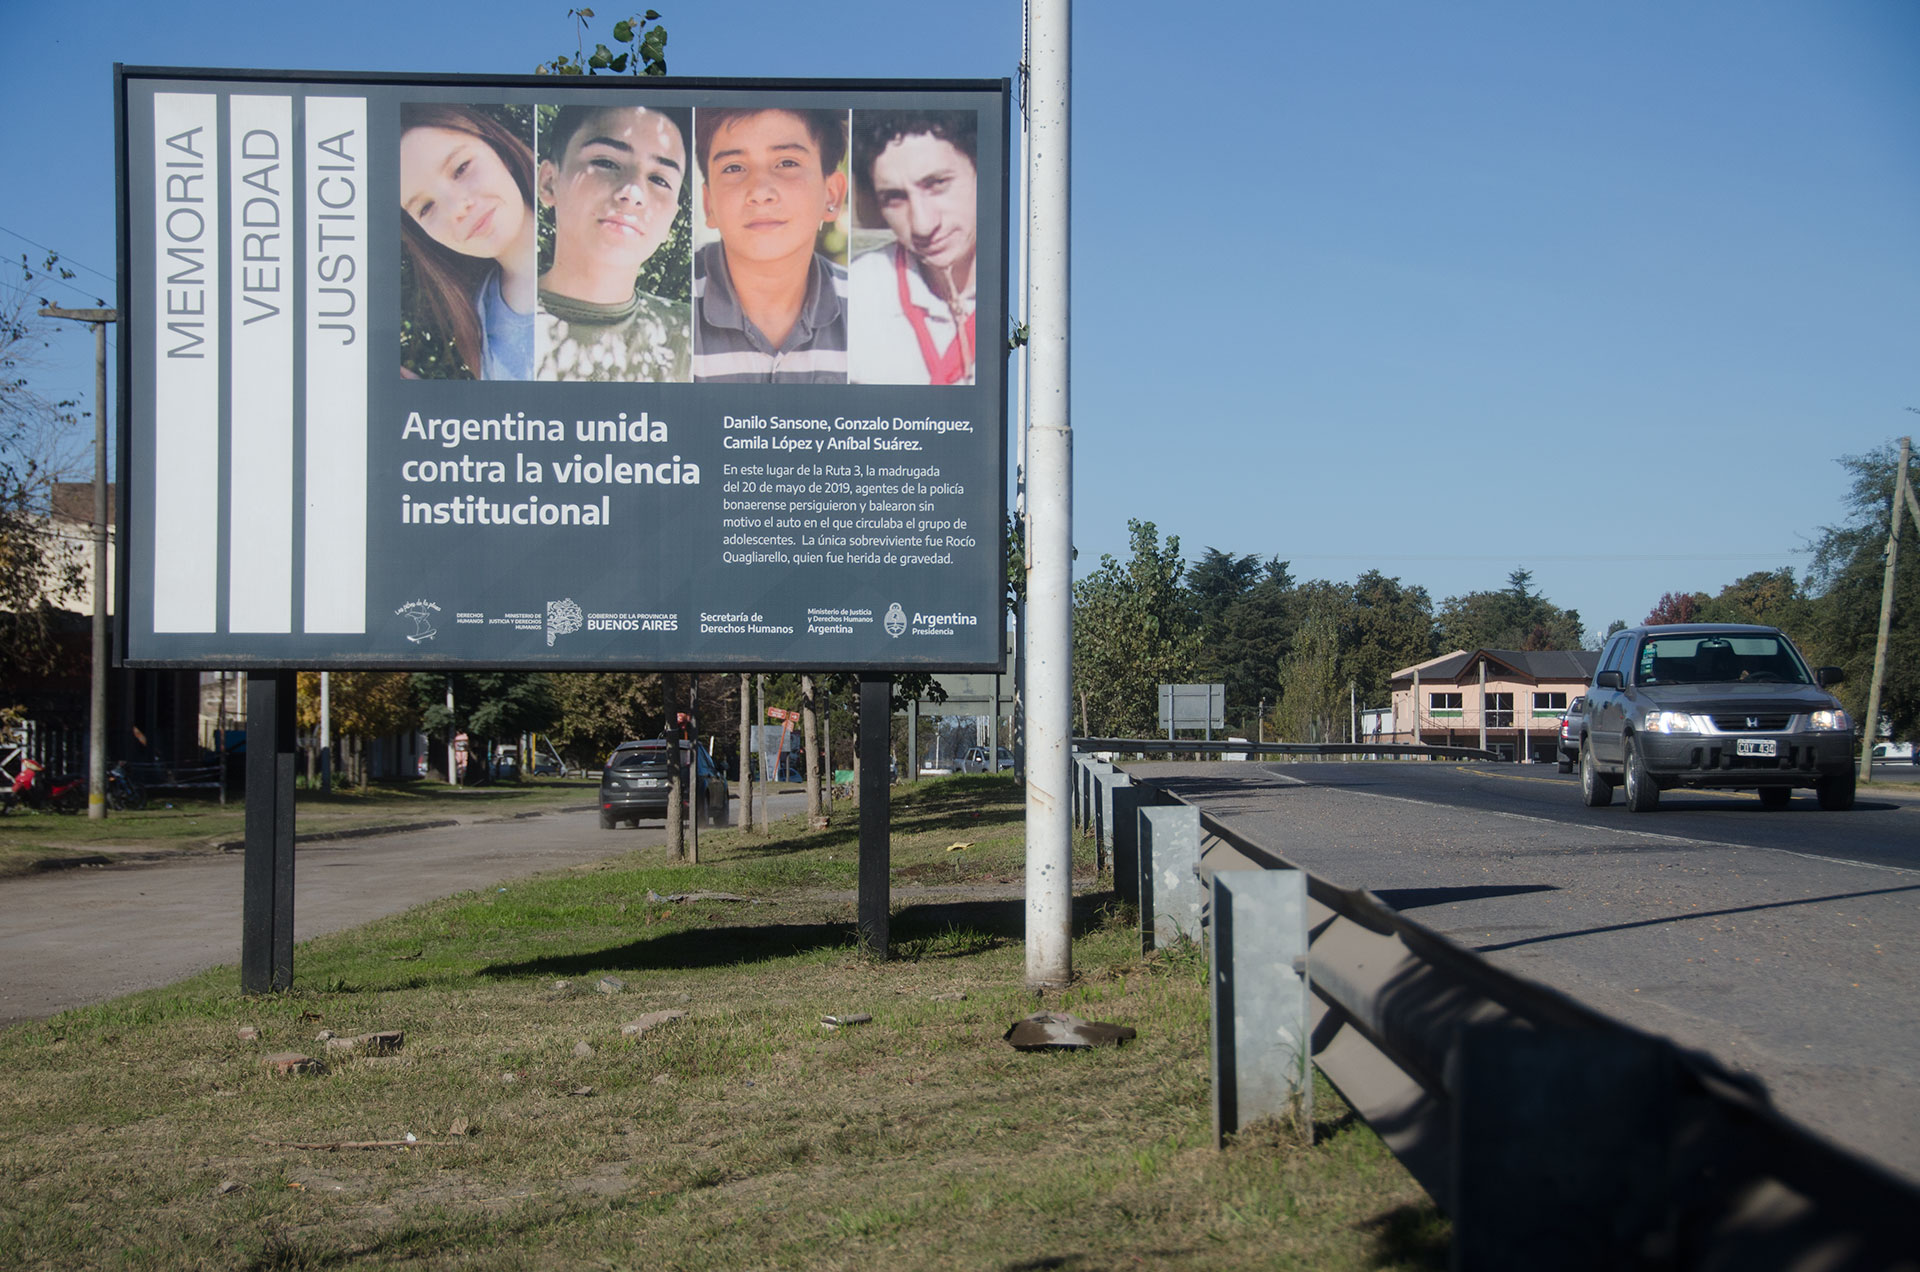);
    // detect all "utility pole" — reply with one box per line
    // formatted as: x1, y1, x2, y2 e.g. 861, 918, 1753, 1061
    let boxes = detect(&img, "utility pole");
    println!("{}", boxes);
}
1861, 436, 1912, 783
739, 673, 753, 833
1412, 669, 1421, 749
1011, 3, 1033, 785
1025, 0, 1074, 989
319, 671, 332, 794
445, 679, 457, 785
756, 674, 771, 834
1478, 658, 1488, 755
40, 305, 117, 820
